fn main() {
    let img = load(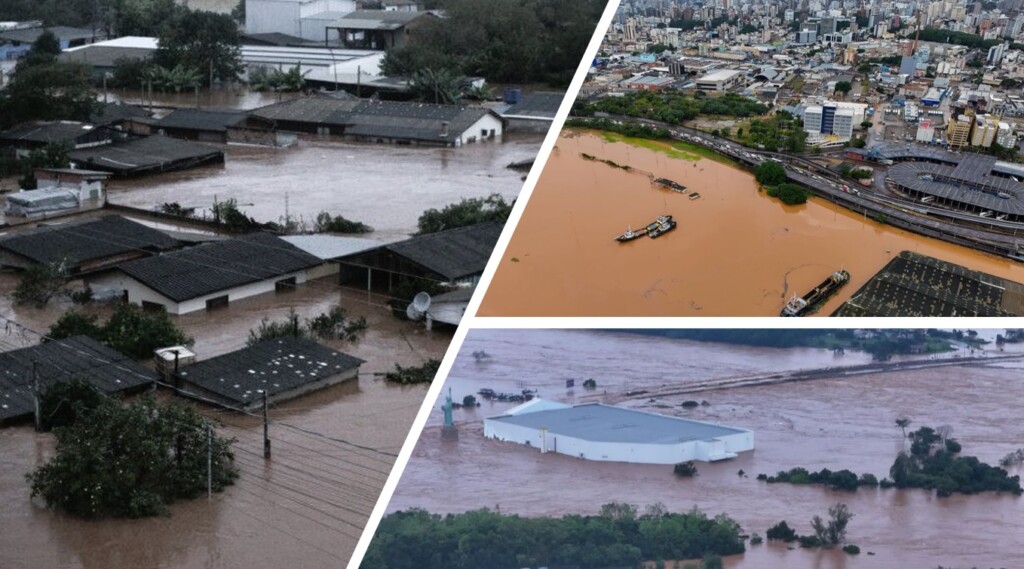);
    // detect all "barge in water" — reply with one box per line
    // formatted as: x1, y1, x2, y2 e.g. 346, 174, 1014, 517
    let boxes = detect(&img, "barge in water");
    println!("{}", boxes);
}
654, 178, 687, 193
781, 269, 850, 317
616, 215, 674, 242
